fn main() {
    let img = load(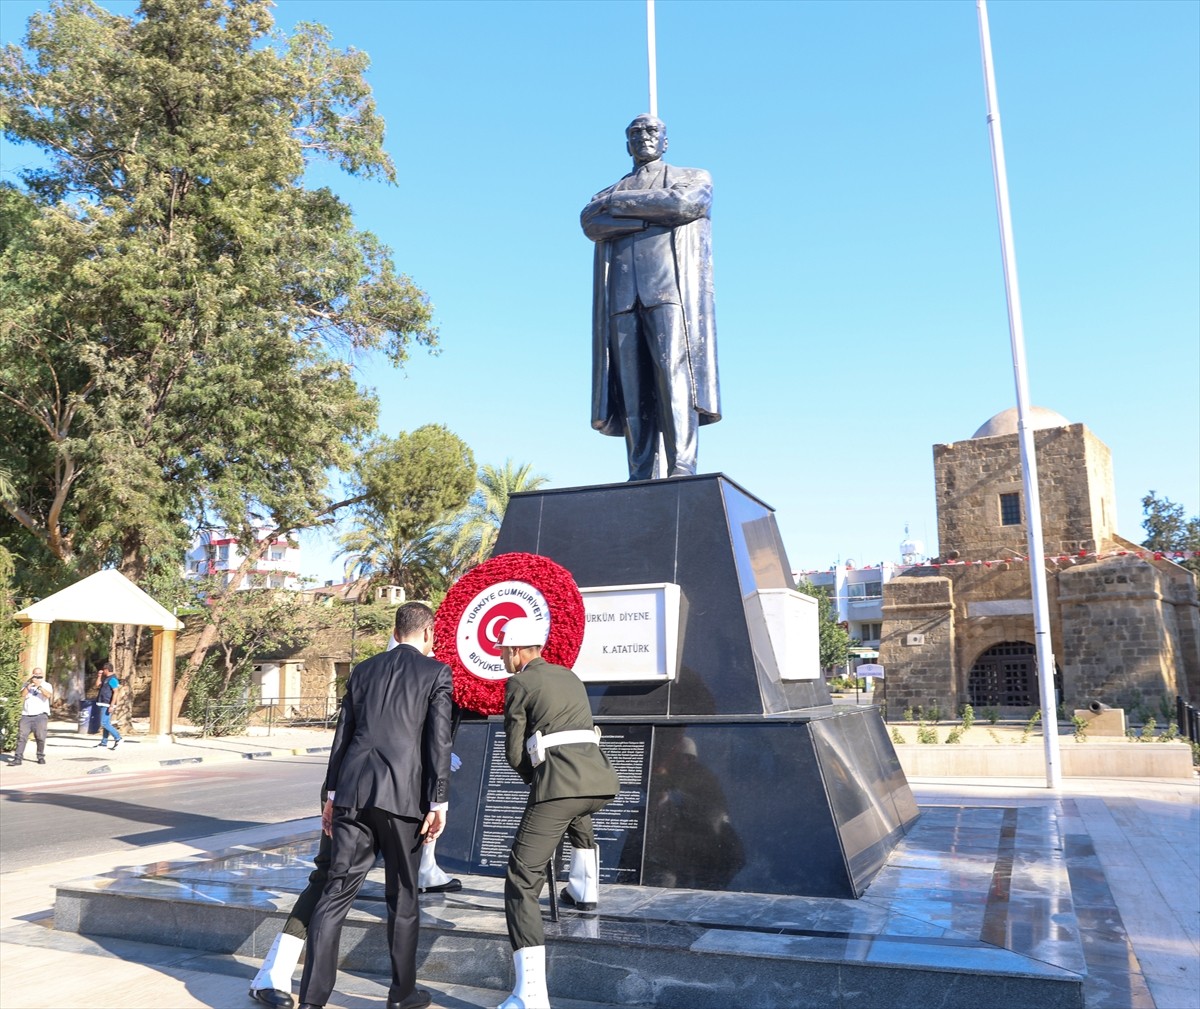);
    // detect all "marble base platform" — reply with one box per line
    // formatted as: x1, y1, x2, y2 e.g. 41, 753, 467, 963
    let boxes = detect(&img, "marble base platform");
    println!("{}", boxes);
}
53, 802, 1085, 1009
